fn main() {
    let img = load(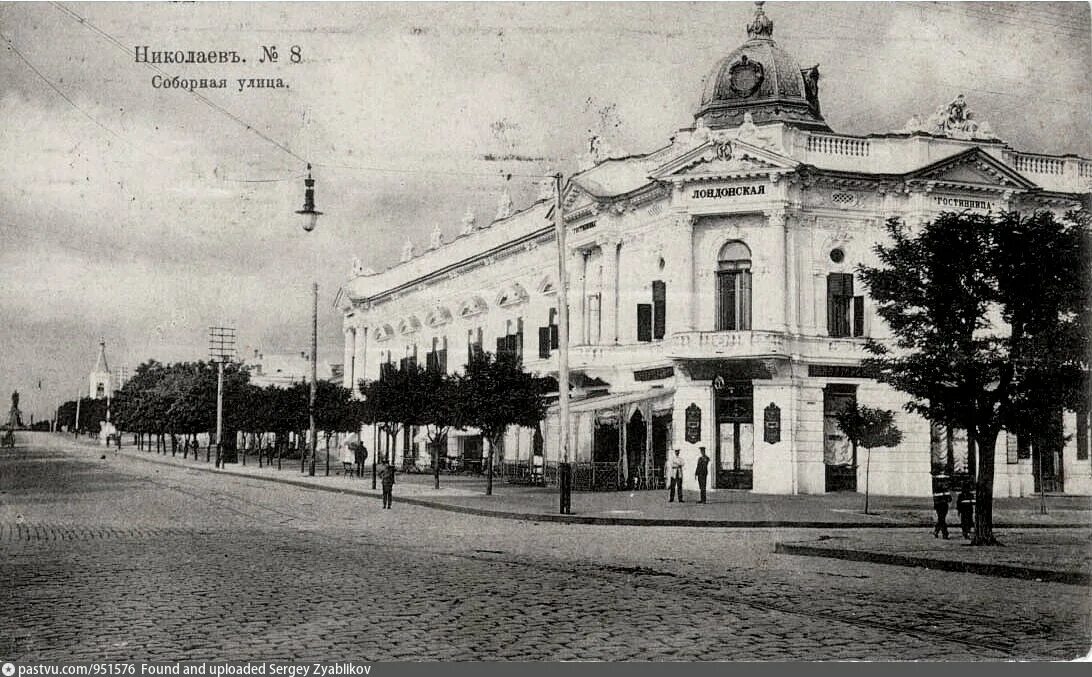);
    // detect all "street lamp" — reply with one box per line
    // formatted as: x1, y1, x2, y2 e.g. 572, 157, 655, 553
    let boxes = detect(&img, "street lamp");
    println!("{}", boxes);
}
297, 164, 321, 477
